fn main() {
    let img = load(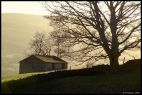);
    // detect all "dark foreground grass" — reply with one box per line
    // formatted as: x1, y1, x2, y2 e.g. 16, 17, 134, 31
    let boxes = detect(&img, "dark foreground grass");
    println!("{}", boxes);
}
1, 59, 141, 94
